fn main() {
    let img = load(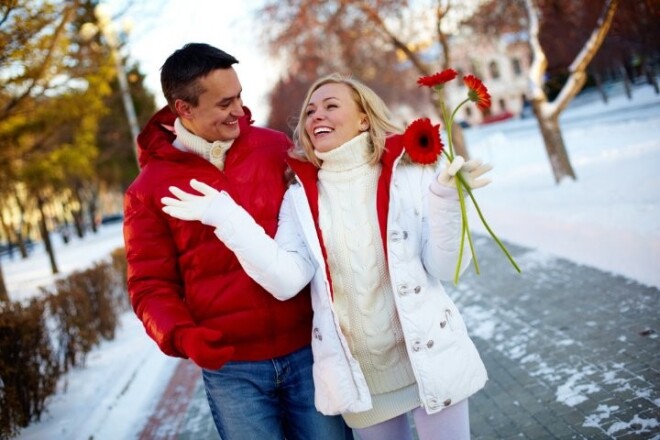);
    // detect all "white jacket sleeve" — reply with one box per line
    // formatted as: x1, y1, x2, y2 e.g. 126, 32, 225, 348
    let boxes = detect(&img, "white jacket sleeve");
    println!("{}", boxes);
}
422, 174, 472, 281
204, 189, 316, 300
